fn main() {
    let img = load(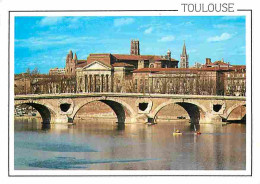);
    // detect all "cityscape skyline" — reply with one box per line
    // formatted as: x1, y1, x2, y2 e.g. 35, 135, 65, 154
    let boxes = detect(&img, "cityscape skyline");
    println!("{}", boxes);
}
15, 16, 246, 74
